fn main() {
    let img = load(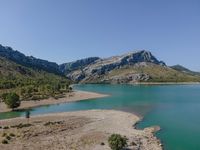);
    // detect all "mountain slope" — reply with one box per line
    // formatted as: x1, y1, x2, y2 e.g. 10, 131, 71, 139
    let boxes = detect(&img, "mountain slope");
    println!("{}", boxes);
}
63, 50, 200, 83
0, 56, 70, 101
171, 65, 200, 76
1, 44, 199, 85
59, 57, 100, 74
101, 63, 200, 84
0, 44, 61, 75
